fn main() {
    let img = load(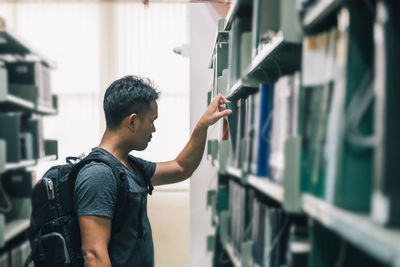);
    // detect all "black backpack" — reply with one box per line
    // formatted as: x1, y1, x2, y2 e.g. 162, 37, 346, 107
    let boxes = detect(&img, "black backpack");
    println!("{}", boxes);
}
26, 151, 132, 267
